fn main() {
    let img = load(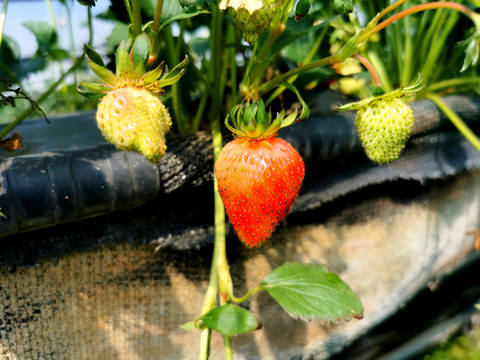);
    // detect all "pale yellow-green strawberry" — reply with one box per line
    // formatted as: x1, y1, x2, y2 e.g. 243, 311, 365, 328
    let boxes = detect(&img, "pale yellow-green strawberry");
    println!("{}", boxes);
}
97, 86, 172, 162
78, 34, 188, 163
